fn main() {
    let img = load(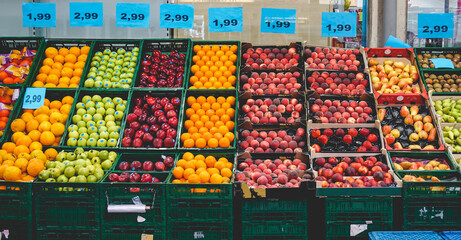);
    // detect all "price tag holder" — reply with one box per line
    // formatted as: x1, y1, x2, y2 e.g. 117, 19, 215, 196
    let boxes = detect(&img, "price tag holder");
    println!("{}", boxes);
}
69, 2, 103, 27
321, 12, 357, 37
208, 7, 243, 32
22, 3, 56, 28
260, 8, 296, 34
430, 58, 454, 69
23, 88, 46, 109
159, 4, 194, 29
116, 3, 150, 28
418, 13, 454, 39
